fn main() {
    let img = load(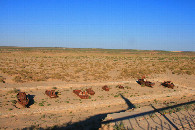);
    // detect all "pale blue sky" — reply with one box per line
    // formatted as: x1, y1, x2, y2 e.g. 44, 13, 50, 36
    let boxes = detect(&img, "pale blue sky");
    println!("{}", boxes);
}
0, 0, 194, 51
